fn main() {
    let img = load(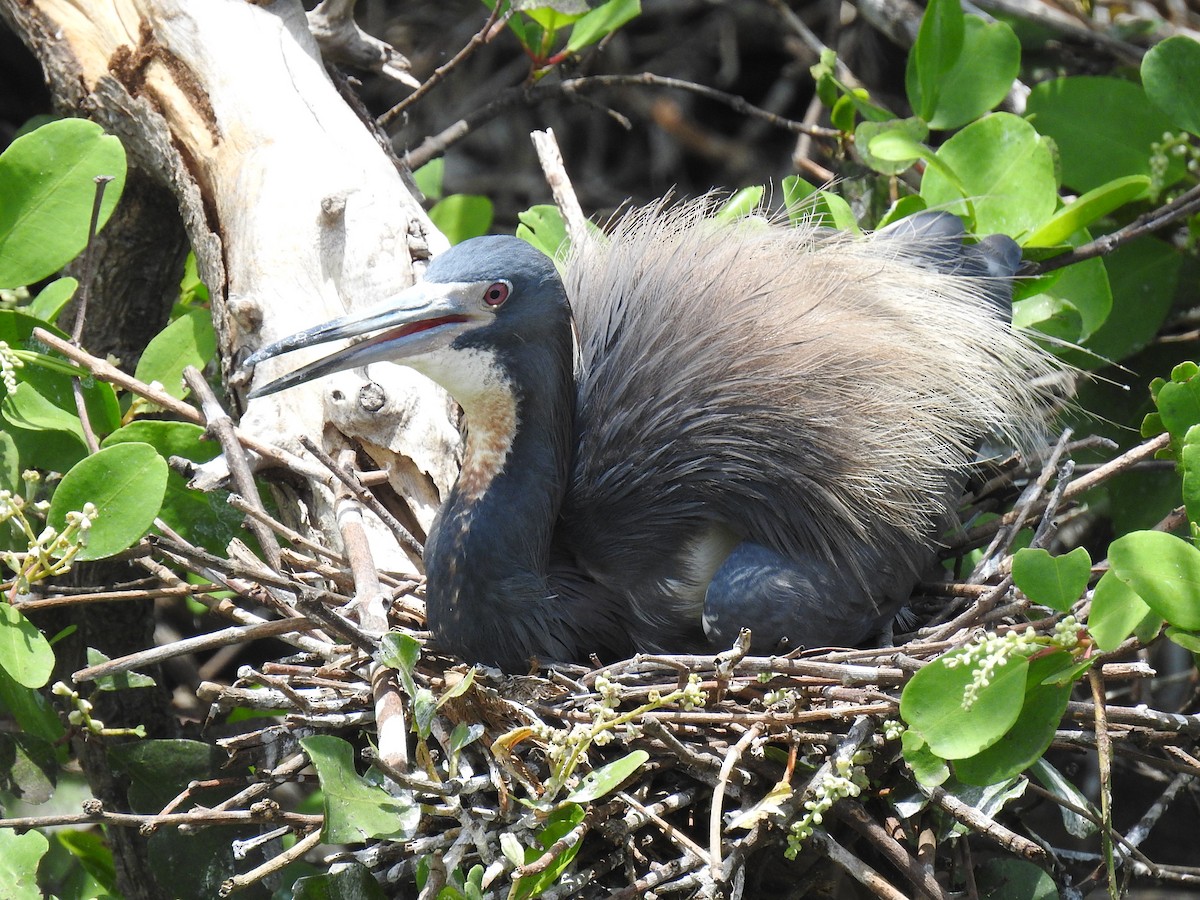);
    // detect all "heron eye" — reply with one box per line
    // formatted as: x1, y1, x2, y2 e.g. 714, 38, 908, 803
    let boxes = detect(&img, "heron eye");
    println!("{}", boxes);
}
484, 282, 510, 307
